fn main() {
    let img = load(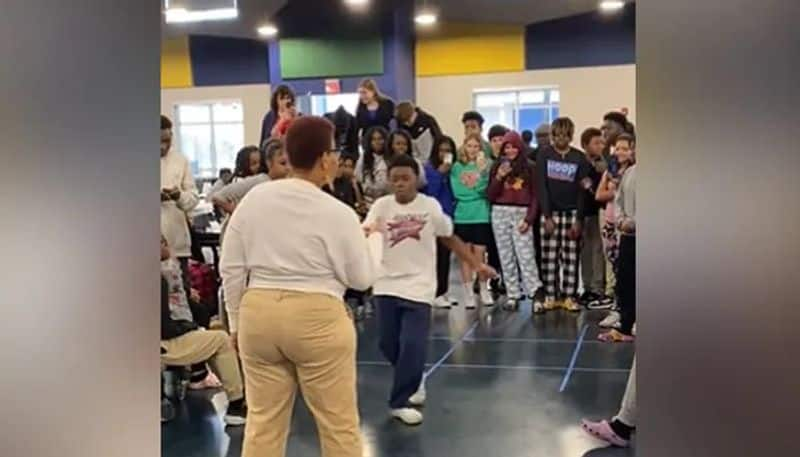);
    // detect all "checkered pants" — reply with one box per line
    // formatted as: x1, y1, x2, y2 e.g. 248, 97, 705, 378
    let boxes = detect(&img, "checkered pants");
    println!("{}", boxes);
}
540, 210, 580, 301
